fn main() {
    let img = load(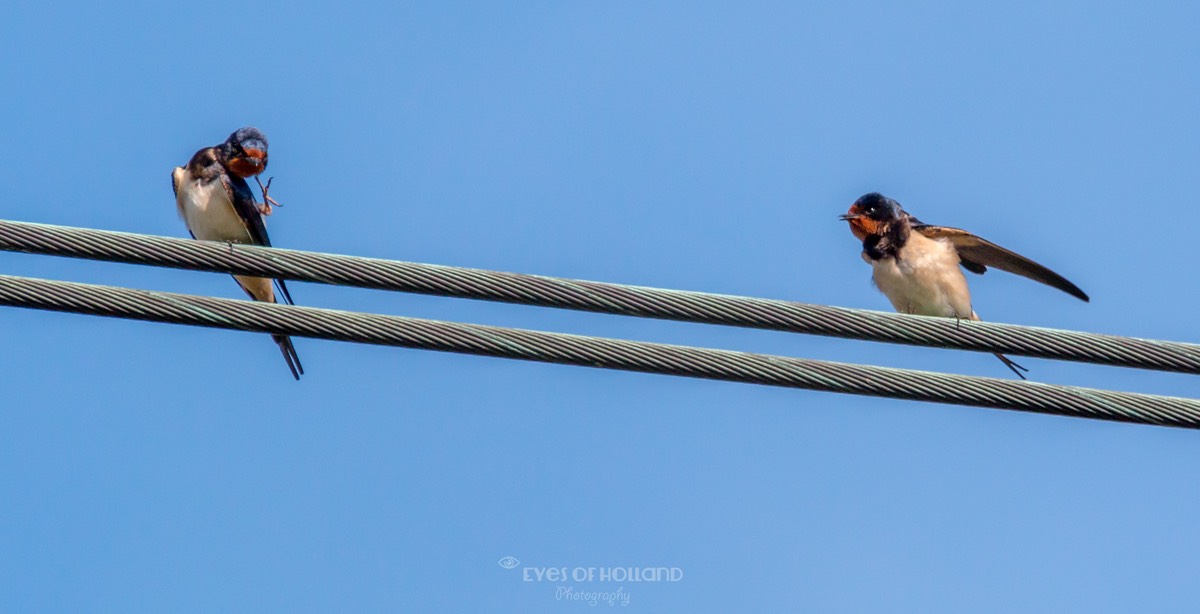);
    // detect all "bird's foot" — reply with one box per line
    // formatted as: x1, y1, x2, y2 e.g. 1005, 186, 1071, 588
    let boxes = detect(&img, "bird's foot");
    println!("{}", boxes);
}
255, 176, 282, 216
